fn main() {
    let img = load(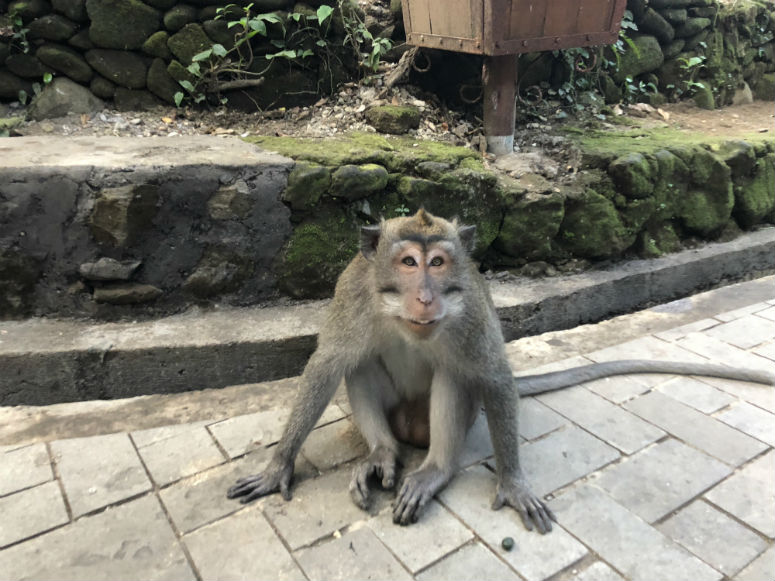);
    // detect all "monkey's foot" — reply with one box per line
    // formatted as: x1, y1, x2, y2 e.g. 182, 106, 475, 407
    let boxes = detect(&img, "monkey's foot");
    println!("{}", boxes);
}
349, 447, 398, 510
393, 466, 449, 525
227, 459, 293, 503
492, 476, 556, 534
